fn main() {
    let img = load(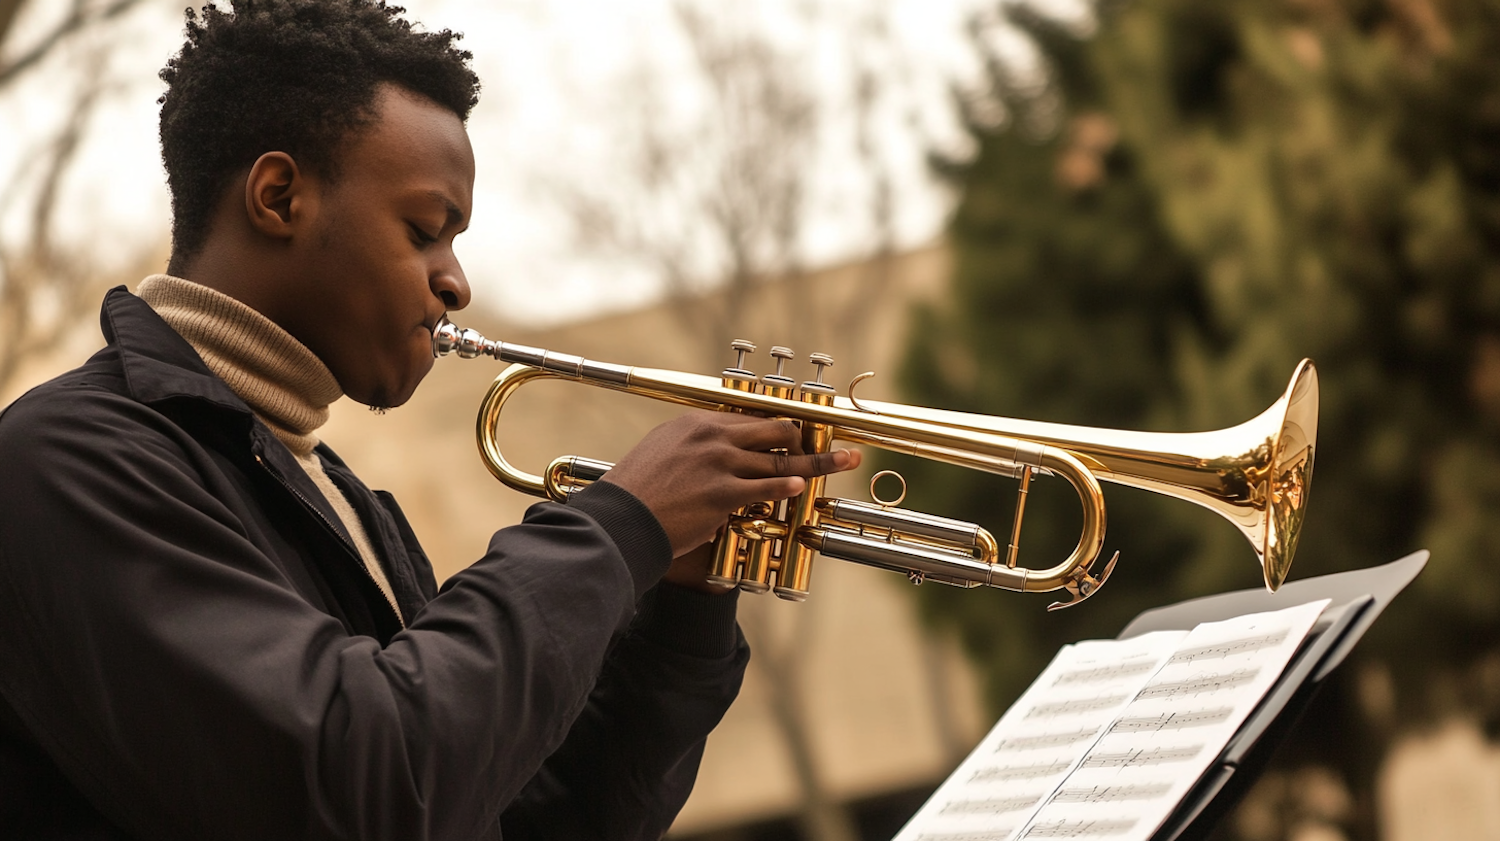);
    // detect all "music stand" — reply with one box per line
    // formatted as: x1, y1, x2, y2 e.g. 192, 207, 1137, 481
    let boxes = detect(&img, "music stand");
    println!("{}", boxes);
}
1117, 550, 1428, 841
